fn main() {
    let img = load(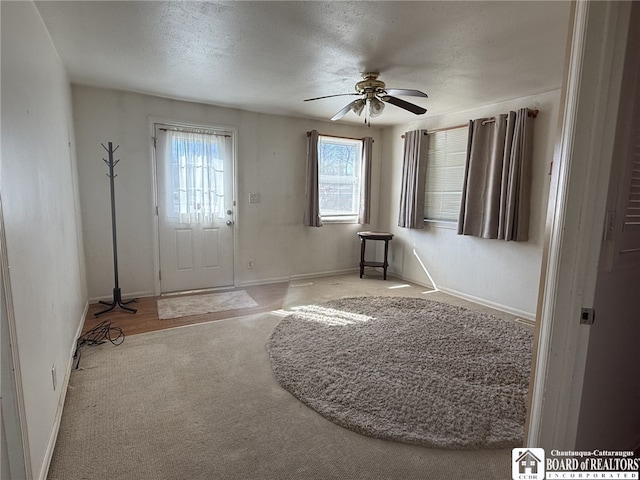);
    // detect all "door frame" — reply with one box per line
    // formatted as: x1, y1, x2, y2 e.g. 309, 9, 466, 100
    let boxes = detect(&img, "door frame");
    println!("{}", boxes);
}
149, 116, 239, 296
0, 195, 31, 478
526, 0, 633, 449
